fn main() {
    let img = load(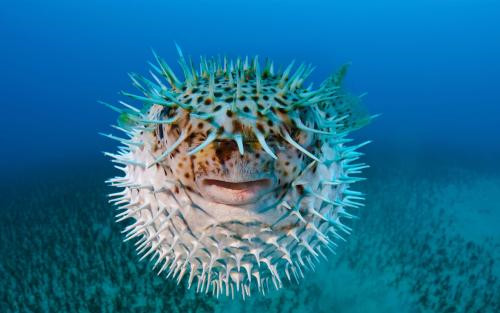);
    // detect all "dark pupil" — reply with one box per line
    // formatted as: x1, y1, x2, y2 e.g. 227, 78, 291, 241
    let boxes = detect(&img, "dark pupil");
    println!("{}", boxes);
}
157, 107, 168, 139
158, 124, 164, 139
